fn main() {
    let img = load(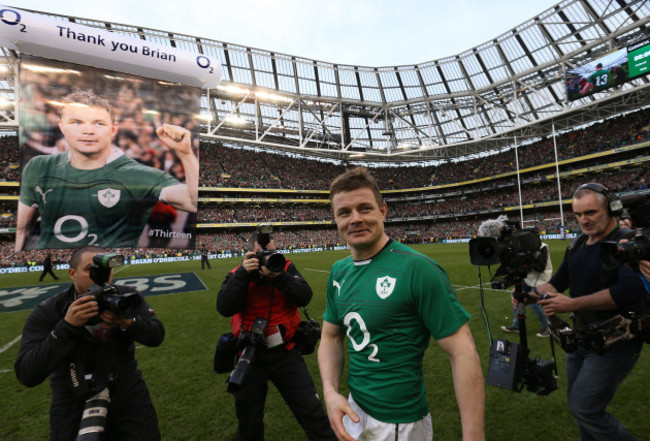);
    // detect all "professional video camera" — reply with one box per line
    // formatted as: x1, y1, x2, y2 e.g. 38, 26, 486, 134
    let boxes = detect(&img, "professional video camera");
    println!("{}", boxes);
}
469, 219, 546, 290
227, 316, 268, 392
470, 217, 558, 395
600, 192, 650, 265
85, 253, 141, 325
255, 223, 286, 272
